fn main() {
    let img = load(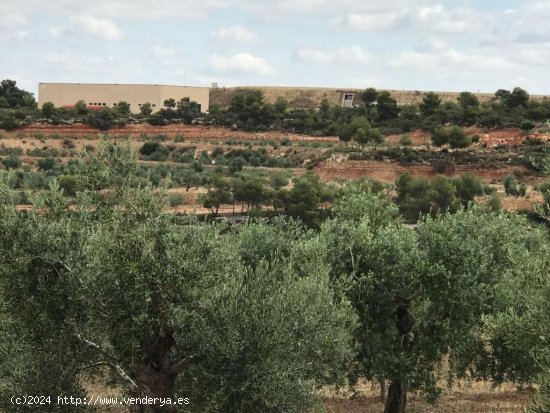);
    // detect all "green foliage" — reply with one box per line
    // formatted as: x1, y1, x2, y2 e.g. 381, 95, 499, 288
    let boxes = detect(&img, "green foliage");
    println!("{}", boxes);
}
362, 88, 379, 106
395, 173, 459, 221
183, 229, 356, 413
420, 92, 441, 117
232, 175, 269, 210
485, 192, 502, 211
0, 109, 21, 131
37, 157, 58, 171
74, 100, 88, 116
503, 174, 519, 196
140, 102, 153, 117
431, 126, 448, 147
333, 182, 399, 226
139, 141, 169, 161
0, 143, 356, 413
0, 79, 36, 109
320, 192, 550, 412
168, 192, 184, 206
376, 91, 400, 120
227, 89, 276, 131
85, 107, 115, 130
2, 154, 21, 169
228, 156, 245, 174
457, 91, 480, 109
275, 173, 327, 227
447, 126, 471, 149
452, 172, 484, 205
58, 175, 79, 196
399, 135, 413, 146
269, 171, 290, 190
200, 177, 234, 213
114, 101, 131, 116
41, 101, 56, 119
521, 119, 536, 133
431, 126, 471, 149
